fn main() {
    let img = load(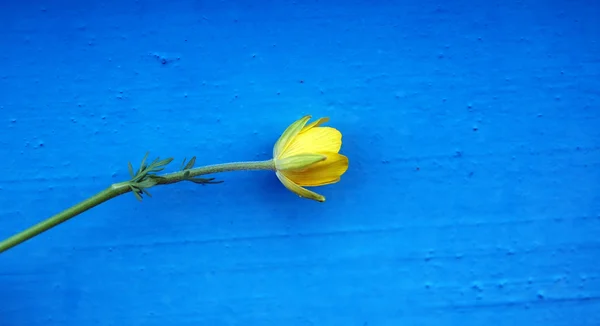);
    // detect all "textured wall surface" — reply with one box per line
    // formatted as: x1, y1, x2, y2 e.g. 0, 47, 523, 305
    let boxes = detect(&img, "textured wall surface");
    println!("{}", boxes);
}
1, 0, 599, 325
